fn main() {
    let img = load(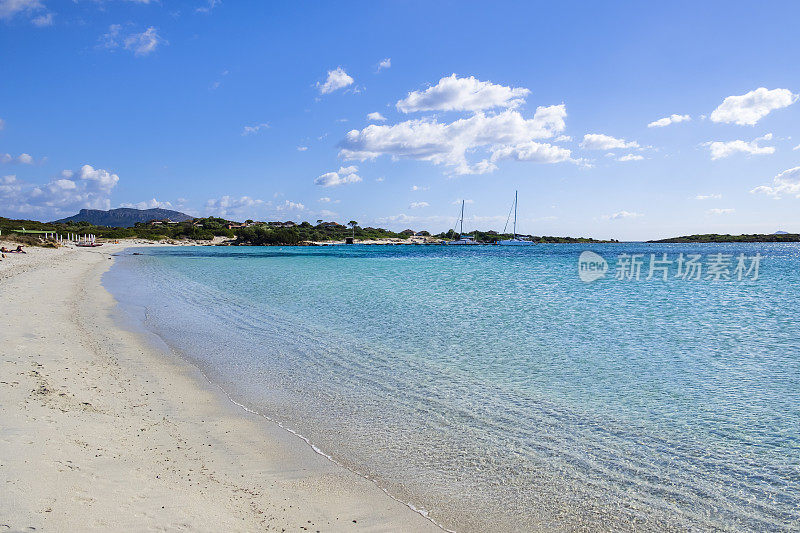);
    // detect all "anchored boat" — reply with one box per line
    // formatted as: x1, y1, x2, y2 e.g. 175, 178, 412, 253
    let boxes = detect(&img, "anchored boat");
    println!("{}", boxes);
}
498, 190, 534, 246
